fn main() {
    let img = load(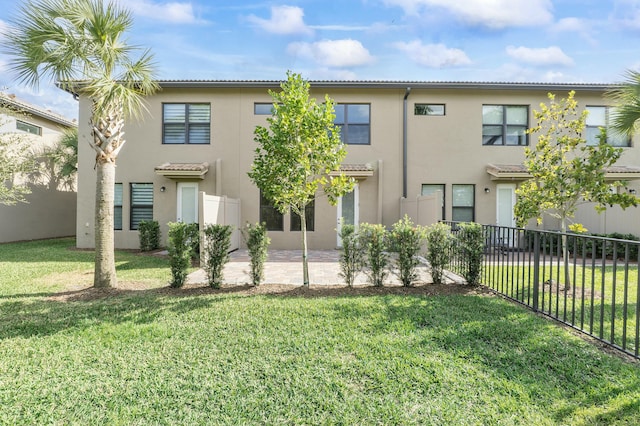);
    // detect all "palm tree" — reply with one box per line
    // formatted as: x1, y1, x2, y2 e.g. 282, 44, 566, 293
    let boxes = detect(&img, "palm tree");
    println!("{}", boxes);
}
608, 70, 640, 135
2, 0, 158, 288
